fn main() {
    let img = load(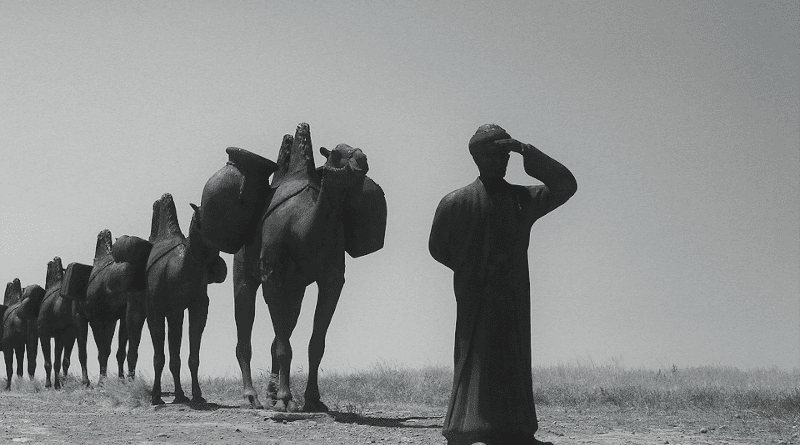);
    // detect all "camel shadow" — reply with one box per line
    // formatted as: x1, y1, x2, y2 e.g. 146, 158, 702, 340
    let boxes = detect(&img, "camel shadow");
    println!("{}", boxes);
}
152, 401, 240, 411
153, 393, 240, 411
329, 411, 444, 429
189, 402, 241, 411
